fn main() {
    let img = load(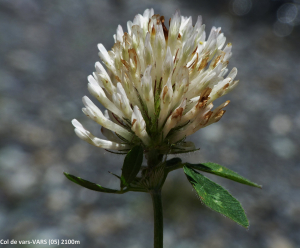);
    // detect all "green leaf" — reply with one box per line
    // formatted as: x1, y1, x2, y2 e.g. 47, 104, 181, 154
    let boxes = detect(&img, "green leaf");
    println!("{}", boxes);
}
183, 166, 249, 228
108, 171, 122, 180
185, 162, 261, 189
165, 157, 182, 167
121, 145, 144, 187
165, 157, 183, 173
64, 172, 120, 193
